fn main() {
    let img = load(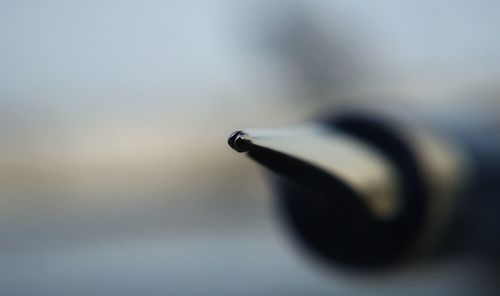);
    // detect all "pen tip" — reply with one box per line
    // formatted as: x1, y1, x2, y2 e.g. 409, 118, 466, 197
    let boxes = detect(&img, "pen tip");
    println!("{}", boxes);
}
228, 131, 252, 152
